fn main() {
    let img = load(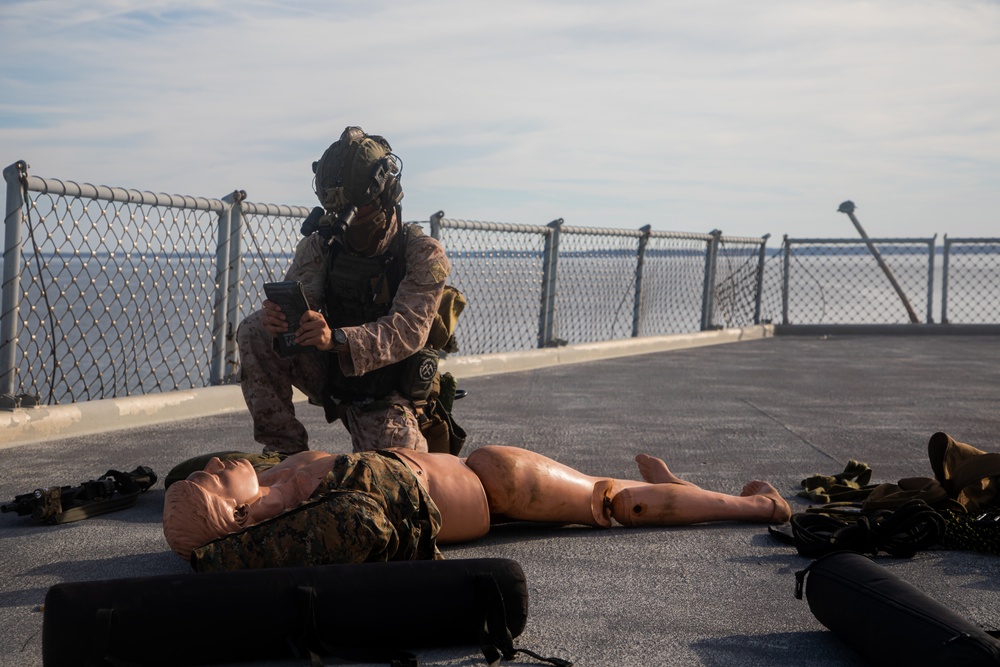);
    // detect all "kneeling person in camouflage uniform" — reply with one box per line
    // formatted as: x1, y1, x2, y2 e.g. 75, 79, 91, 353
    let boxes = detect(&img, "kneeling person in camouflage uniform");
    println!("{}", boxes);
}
162, 447, 792, 571
238, 126, 451, 454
